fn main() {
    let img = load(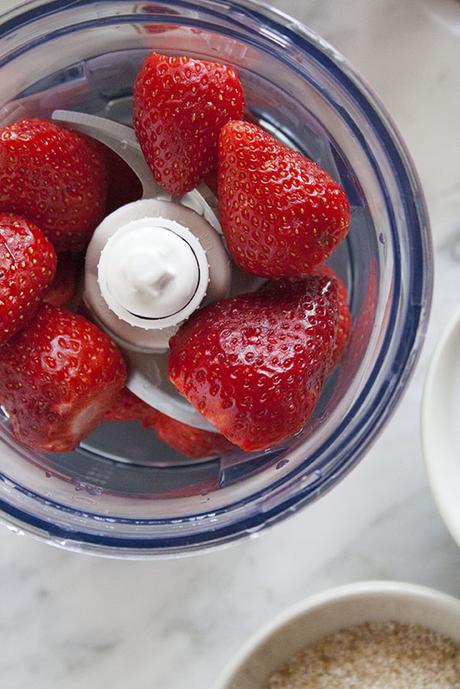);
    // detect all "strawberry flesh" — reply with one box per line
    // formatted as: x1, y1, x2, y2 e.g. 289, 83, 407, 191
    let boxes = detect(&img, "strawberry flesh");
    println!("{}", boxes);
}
154, 412, 235, 459
104, 388, 158, 426
218, 121, 350, 278
0, 213, 56, 346
169, 276, 338, 452
0, 305, 127, 452
134, 52, 244, 196
0, 119, 107, 253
